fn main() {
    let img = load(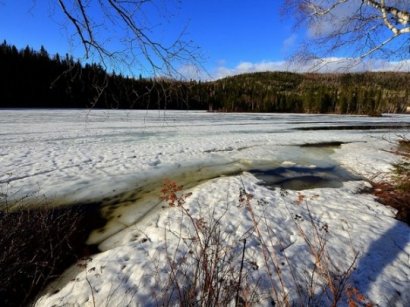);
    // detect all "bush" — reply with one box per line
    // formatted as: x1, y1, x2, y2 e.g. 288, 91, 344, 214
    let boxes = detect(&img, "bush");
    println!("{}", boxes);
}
374, 137, 410, 225
0, 202, 104, 306
153, 180, 364, 306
